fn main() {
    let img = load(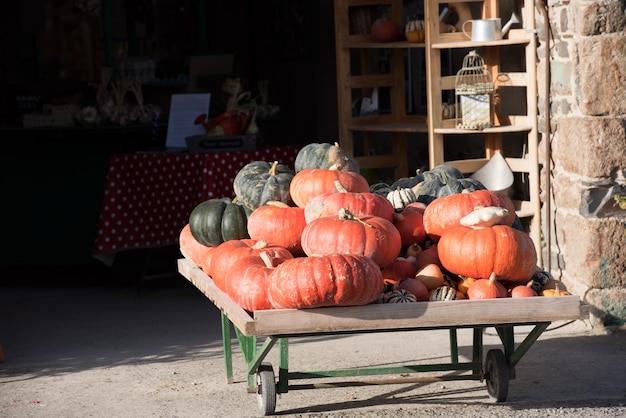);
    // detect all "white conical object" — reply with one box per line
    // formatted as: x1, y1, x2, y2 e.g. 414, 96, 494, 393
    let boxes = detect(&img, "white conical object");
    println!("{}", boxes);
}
470, 151, 514, 196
